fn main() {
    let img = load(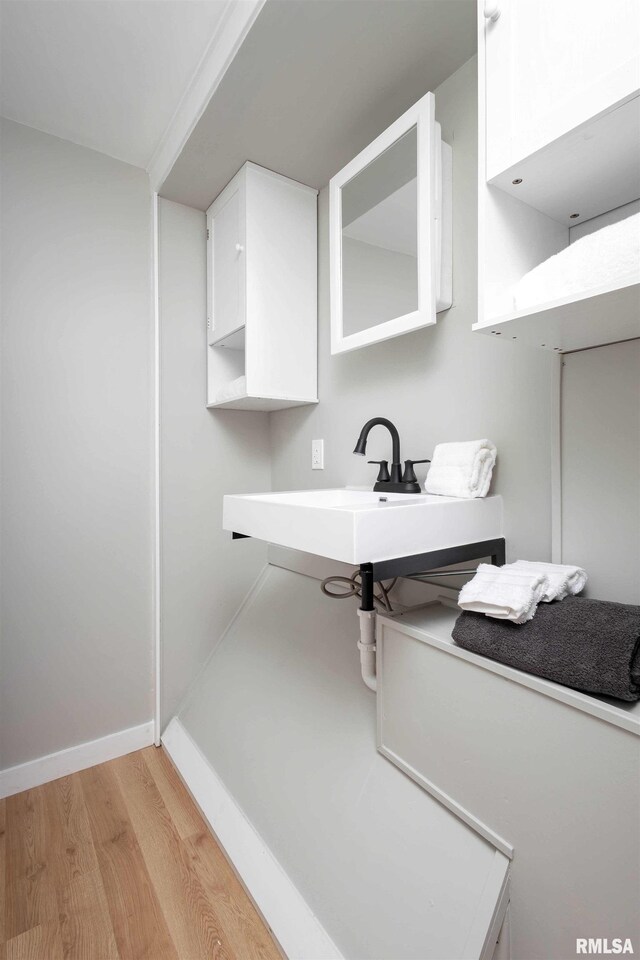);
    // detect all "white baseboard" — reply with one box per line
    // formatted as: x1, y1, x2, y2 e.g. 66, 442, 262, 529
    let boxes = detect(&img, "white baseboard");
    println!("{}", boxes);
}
162, 717, 344, 960
0, 720, 154, 799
